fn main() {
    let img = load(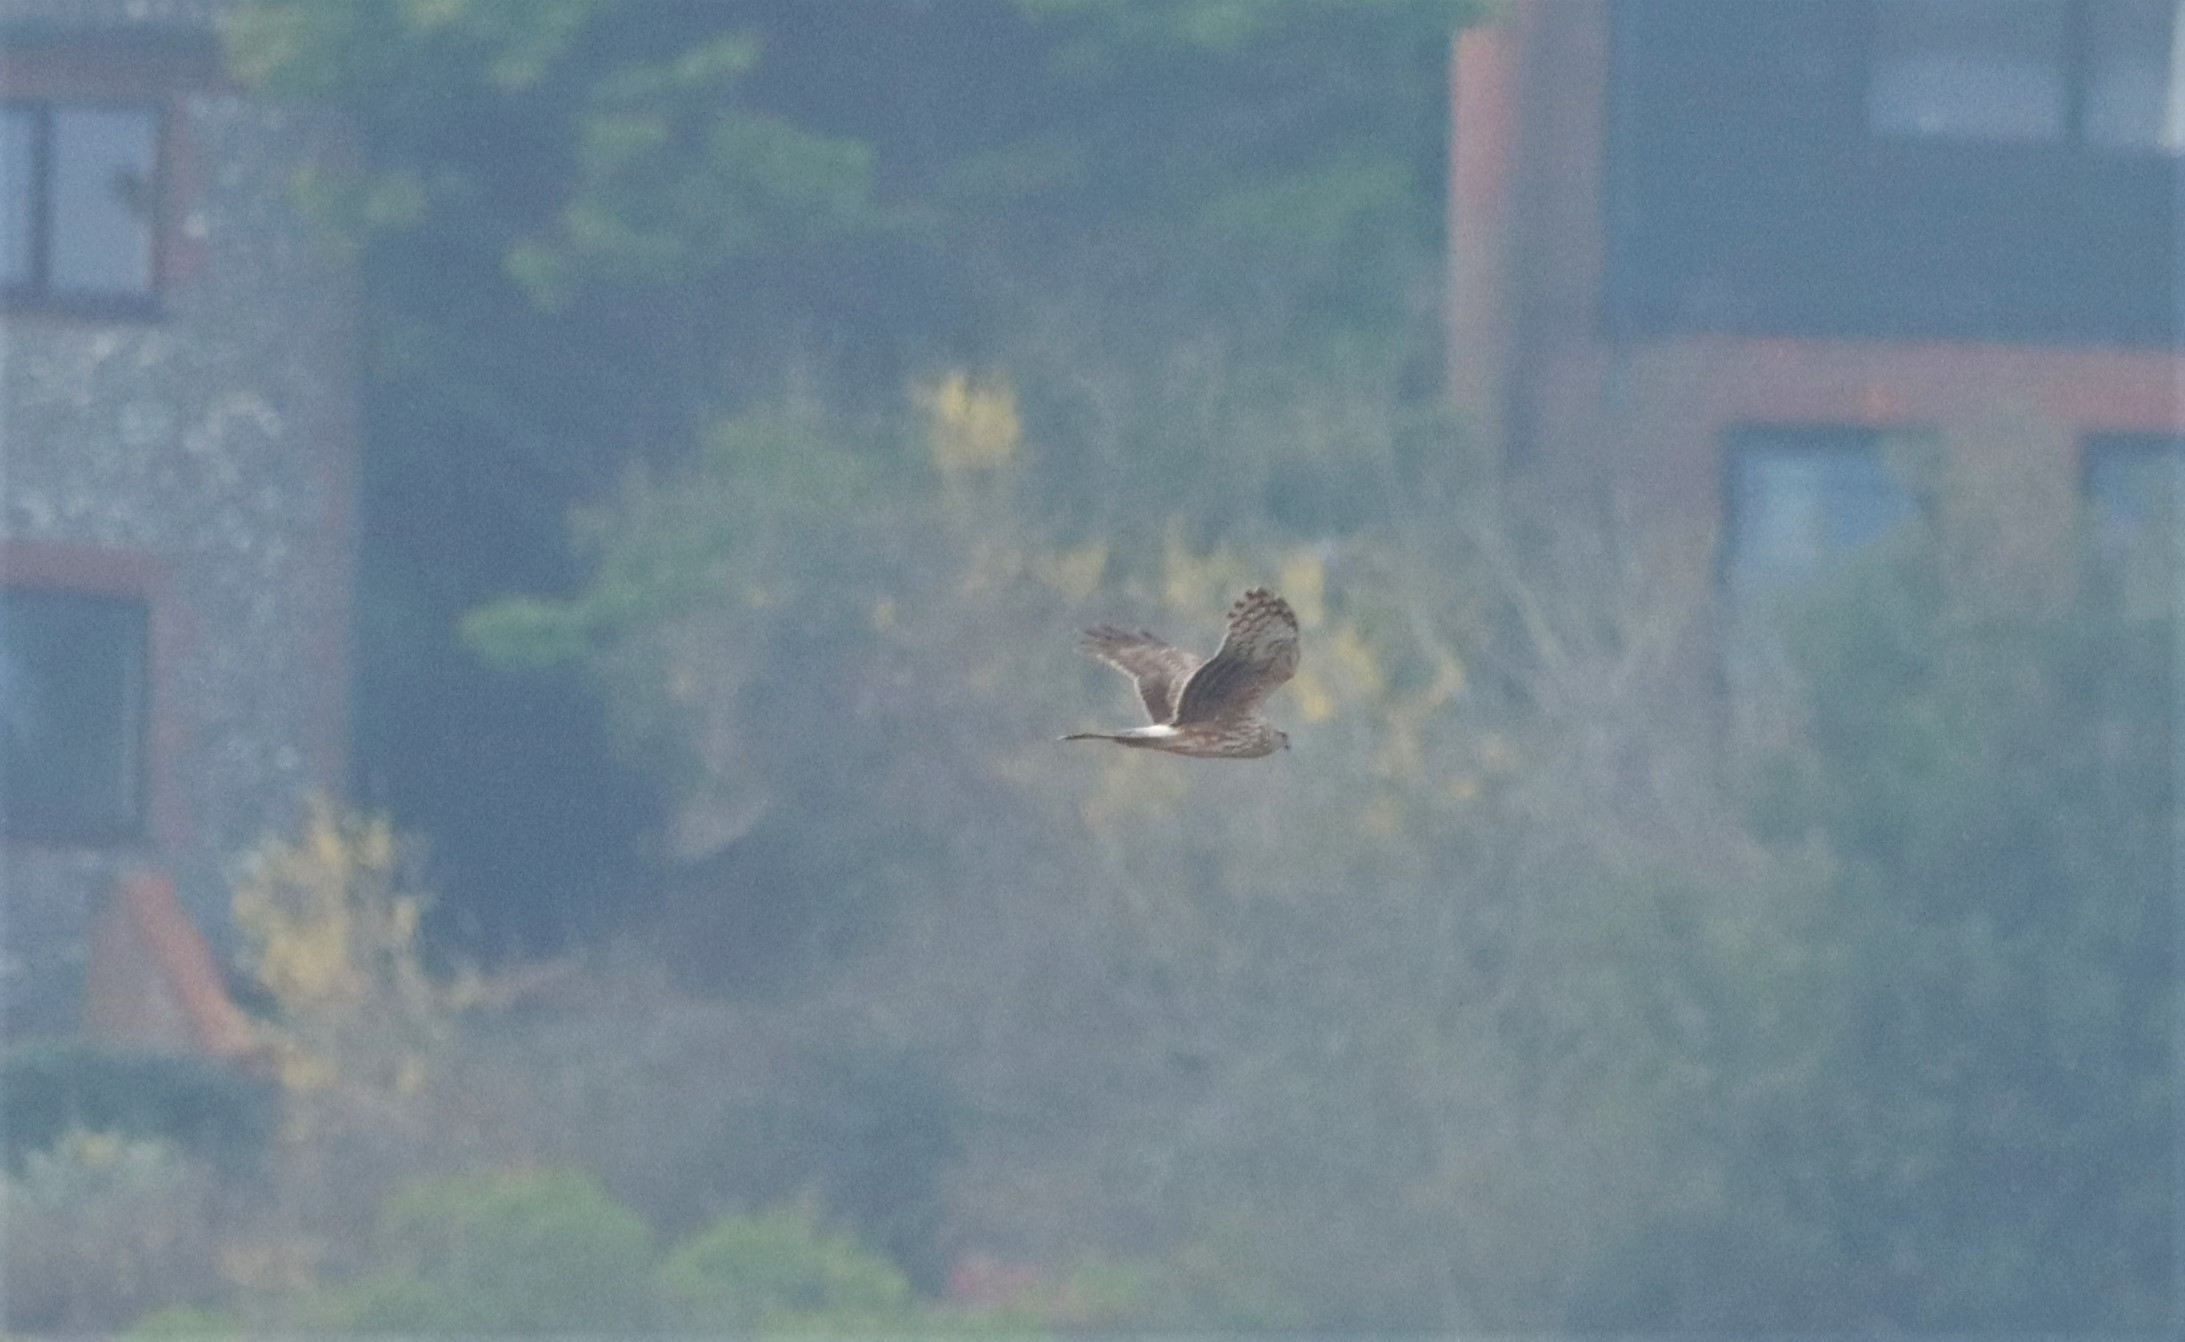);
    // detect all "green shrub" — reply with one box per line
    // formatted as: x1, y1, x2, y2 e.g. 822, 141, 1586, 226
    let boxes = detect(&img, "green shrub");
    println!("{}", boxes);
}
1691, 535, 2176, 1331
655, 1203, 916, 1332
4, 1132, 221, 1333
2, 1042, 273, 1176
323, 1168, 656, 1332
684, 1045, 963, 1288
122, 1303, 244, 1337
